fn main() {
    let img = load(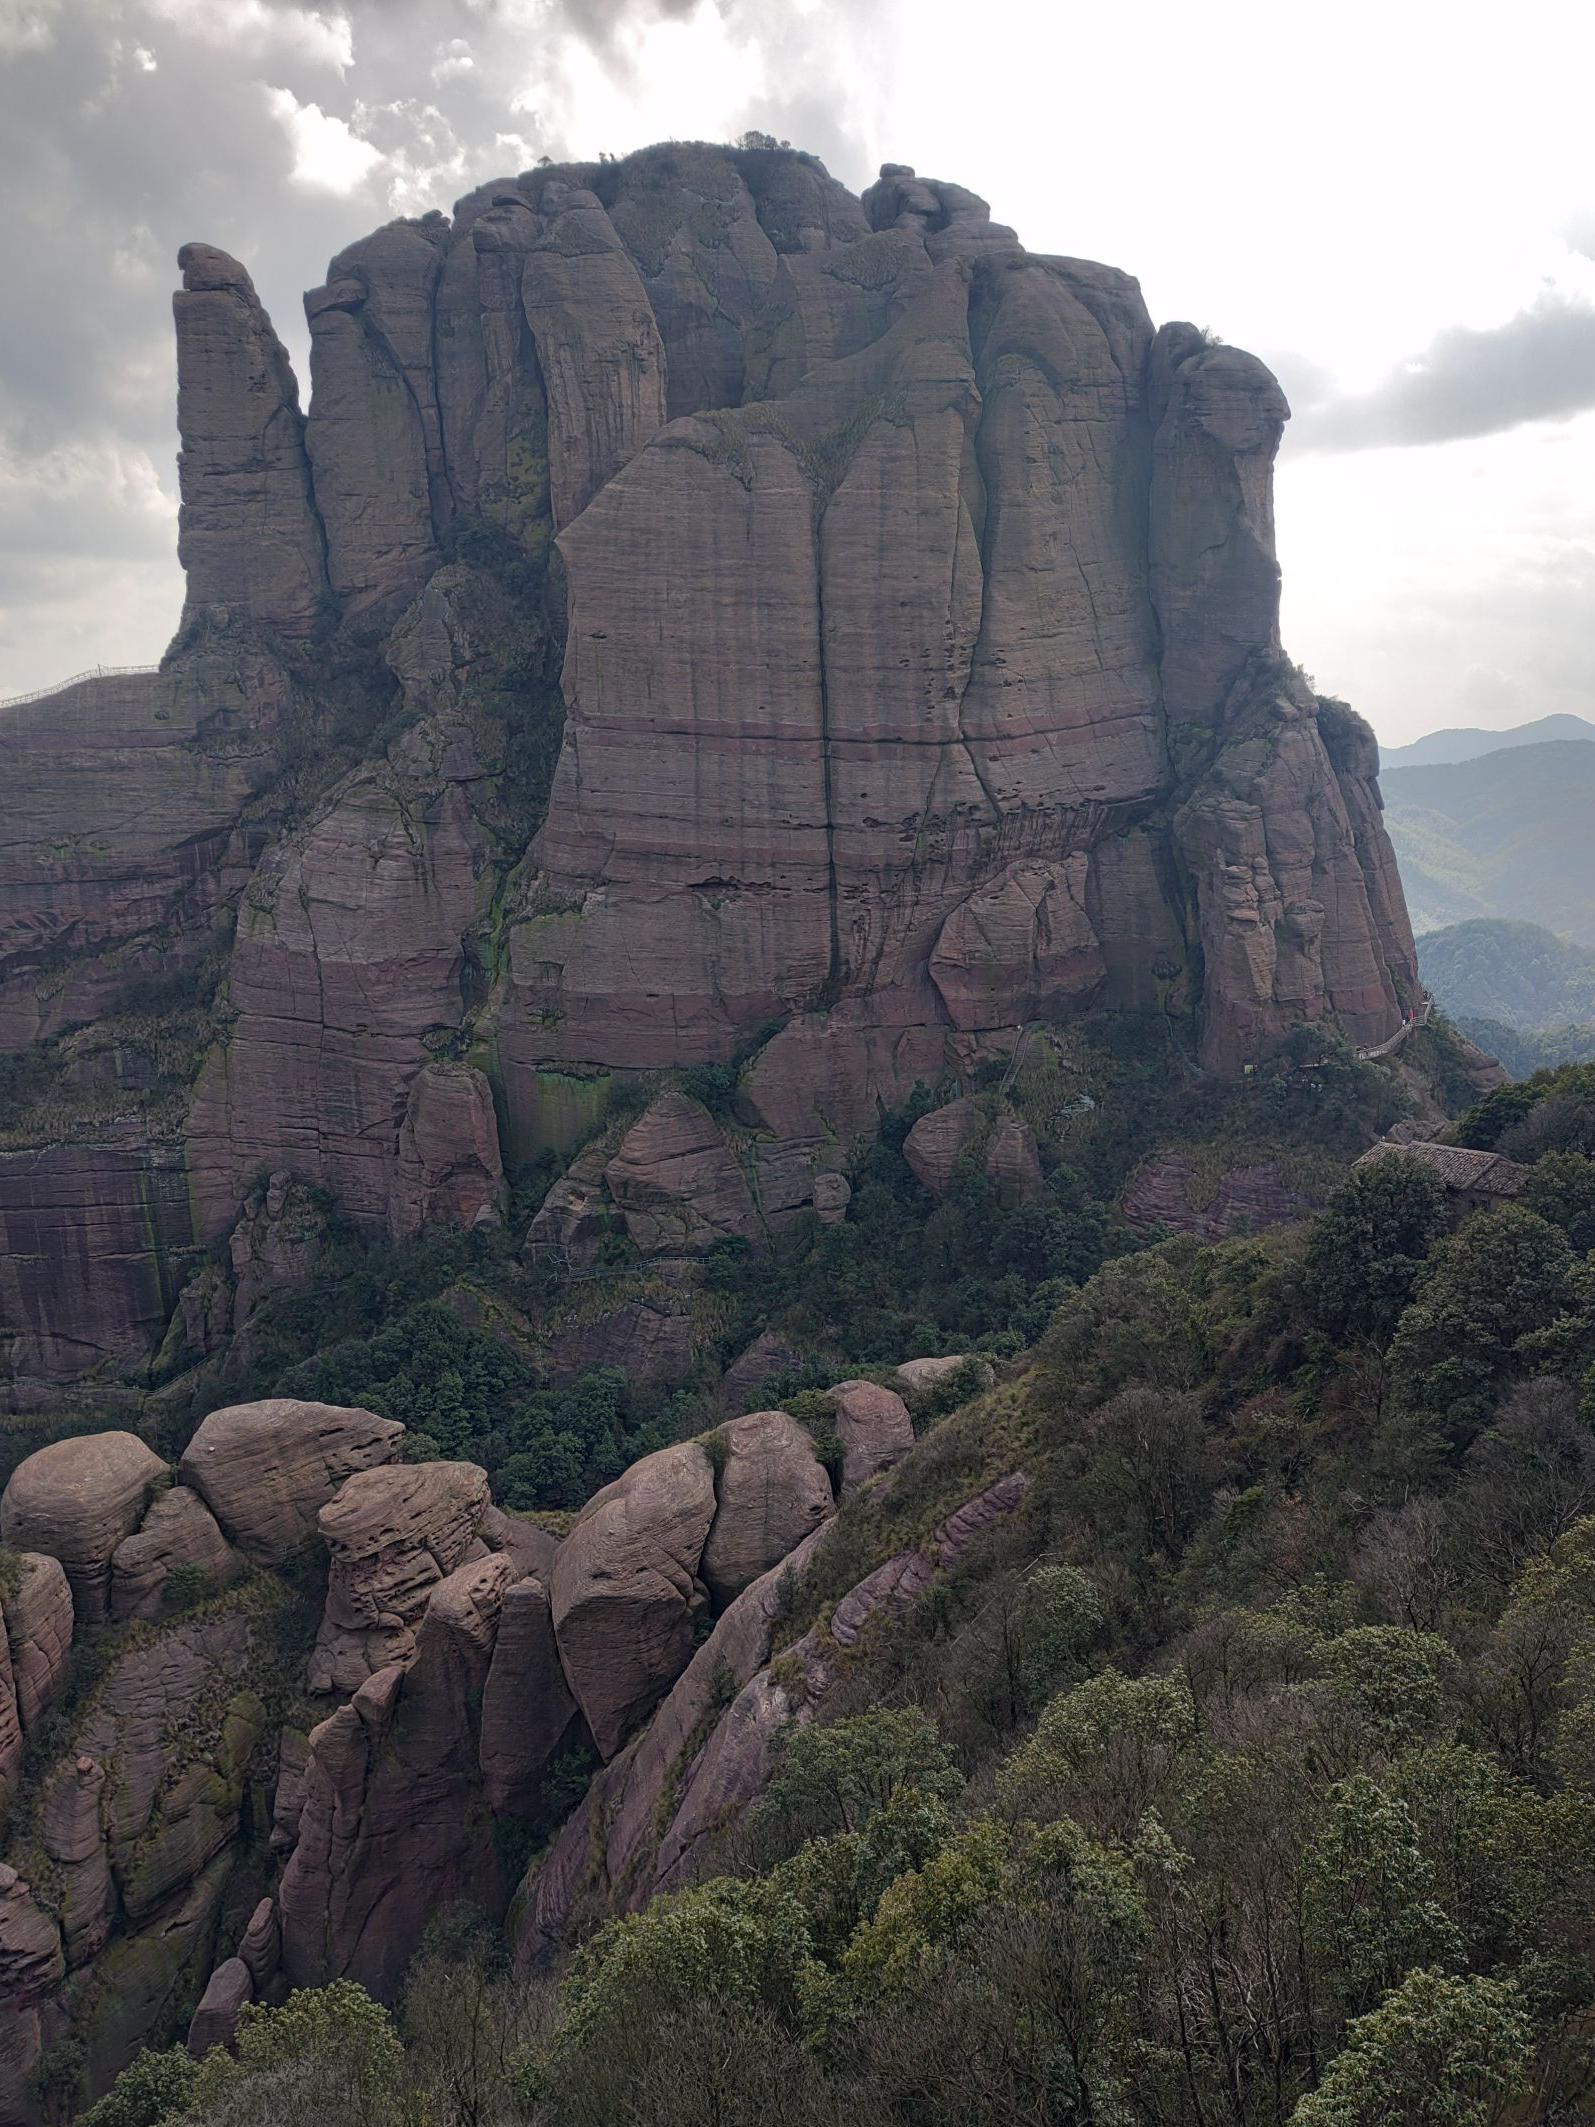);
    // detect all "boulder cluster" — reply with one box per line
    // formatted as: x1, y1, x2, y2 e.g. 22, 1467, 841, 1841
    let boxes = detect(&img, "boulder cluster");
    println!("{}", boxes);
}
0, 1360, 990, 2117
